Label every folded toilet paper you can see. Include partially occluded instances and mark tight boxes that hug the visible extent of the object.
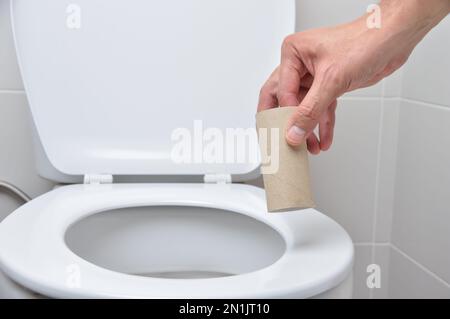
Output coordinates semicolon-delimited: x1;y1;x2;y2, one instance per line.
256;106;315;212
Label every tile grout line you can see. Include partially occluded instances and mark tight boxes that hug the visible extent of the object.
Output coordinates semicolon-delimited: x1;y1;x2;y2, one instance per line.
339;96;400;101
0;89;25;94
401;97;450;110
390;243;450;288
354;242;390;247
368;79;389;299
341;96;449;110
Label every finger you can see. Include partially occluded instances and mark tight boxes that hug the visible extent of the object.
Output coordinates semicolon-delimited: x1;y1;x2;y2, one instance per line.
297;87;308;104
300;73;313;89
277;37;306;106
318;100;337;151
296;74;314;103
257;68;280;111
306;132;321;155
286;69;344;146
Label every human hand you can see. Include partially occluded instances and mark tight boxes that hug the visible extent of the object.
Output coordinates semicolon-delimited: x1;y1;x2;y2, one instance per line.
258;0;450;154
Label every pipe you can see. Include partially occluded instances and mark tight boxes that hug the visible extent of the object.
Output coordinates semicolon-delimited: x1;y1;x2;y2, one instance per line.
0;180;31;203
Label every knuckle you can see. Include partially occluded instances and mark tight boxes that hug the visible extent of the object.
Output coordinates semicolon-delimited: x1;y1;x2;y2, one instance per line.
282;34;295;49
277;90;295;100
259;85;268;96
281;34;301;53
296;102;321;123
260;81;277;97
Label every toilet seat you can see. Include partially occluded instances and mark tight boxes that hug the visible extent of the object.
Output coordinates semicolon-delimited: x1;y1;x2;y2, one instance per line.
0;183;353;299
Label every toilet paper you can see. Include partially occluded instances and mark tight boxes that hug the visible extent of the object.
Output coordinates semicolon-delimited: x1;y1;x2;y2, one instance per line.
256;106;315;212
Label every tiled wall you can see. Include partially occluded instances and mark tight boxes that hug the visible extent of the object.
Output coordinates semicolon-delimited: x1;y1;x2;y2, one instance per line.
0;0;449;299
388;15;450;297
0;0;55;222
296;0;397;298
296;0;450;298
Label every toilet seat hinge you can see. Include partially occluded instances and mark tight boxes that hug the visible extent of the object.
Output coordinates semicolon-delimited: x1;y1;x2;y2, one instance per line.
203;173;232;184
83;174;113;184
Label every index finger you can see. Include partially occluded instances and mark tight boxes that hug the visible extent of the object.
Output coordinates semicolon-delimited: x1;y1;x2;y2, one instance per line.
257;68;280;112
278;40;306;106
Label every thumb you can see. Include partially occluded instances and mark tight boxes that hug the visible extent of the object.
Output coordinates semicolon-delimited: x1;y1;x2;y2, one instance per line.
286;73;342;146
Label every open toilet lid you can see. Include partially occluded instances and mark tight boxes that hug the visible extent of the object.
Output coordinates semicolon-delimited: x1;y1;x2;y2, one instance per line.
11;0;295;176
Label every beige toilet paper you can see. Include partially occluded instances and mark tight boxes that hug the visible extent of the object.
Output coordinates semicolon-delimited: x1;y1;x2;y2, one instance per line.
256;106;315;212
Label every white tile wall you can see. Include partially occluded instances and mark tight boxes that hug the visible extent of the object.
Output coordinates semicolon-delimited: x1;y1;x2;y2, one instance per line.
0;93;55;220
353;244;390;299
309;98;382;242
294;0;450;298
296;0;450;298
388;245;450;299
295;0;374;28
0;193;22;222
355;244;450;299
401;17;450;106
386;9;450;297
383;69;403;98
373;99;399;243
0;0;23;89
392;100;450;284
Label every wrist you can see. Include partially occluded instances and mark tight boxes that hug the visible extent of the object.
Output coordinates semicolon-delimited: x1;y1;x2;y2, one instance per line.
380;0;449;37
352;0;449;57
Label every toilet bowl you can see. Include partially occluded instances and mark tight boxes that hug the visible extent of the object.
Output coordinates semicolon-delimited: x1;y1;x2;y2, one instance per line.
0;0;354;298
0;184;353;298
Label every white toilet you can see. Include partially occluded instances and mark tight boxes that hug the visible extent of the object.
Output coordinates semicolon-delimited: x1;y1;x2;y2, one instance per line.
0;0;354;298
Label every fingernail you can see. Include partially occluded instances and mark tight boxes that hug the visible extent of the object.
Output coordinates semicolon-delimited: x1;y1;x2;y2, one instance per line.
287;125;305;144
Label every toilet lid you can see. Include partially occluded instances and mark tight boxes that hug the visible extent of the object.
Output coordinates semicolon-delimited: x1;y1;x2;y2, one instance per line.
11;0;295;176
0;184;354;298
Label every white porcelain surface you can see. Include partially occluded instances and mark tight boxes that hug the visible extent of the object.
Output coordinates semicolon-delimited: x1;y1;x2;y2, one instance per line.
401;17;450;106
11;0;295;176
392;100;450;283
383;70;403;98
0;0;23;90
0;183;354;298
65;206;287;278
309;98;381;242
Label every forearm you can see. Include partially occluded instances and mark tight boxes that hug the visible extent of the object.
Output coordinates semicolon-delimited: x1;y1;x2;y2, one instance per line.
377;0;450;45
381;0;450;23
342;0;450;68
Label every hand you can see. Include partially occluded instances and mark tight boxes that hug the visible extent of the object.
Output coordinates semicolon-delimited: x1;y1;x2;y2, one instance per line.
258;0;450;154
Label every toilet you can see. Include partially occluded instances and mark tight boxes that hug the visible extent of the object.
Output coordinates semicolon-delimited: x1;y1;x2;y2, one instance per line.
0;0;354;298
